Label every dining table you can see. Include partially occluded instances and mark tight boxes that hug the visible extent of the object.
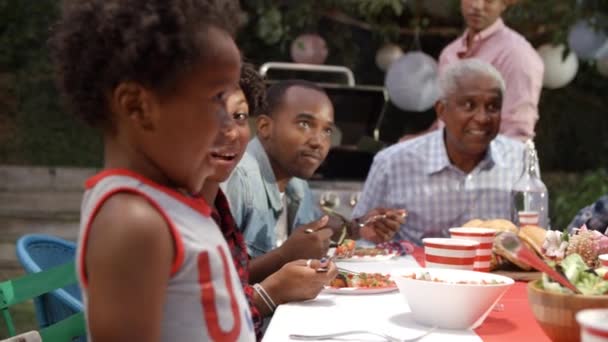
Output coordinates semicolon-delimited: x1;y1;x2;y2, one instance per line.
262;248;550;341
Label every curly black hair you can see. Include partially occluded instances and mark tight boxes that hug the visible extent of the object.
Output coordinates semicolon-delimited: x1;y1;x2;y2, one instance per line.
49;0;244;129
239;63;266;117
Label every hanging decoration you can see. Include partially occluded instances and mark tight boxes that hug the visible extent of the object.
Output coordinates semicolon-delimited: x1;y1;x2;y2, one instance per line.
290;34;329;65
537;44;579;89
385;51;440;112
375;43;404;71
567;20;607;60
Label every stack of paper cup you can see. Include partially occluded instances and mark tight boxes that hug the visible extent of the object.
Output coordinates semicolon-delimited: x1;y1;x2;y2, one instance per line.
449;227;496;272
576;309;608;342
422;238;478;270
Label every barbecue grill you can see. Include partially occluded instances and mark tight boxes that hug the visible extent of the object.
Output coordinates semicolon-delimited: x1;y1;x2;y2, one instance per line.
259;62;390;218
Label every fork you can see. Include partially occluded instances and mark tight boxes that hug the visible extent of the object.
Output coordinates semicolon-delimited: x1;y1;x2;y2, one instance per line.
289;328;435;342
337;267;360;275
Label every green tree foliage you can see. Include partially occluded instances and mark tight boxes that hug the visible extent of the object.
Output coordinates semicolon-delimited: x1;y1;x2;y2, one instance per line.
0;0;102;166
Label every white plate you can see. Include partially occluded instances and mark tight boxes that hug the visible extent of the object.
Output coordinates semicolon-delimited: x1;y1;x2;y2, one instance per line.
335;252;398;262
322;285;398;295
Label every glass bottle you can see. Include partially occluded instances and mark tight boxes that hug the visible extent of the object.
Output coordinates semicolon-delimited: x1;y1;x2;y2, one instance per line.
512;140;549;228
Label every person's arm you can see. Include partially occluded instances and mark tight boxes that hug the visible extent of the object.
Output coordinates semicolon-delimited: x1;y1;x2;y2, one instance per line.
498;49;544;141
352;154;398;242
241;284;264;337
85;193;173;342
352;153;390;221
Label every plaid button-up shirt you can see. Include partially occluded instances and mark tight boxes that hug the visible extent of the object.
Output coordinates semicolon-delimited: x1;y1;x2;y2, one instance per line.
353;130;525;245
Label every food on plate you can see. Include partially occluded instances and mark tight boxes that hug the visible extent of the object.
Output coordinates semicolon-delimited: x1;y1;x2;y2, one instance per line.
565;225;608;268
542;230;569;261
351;248;390;257
540;253;608;295
329;272;395;288
334;239;392;259
335;239;356;258
403;271;506;285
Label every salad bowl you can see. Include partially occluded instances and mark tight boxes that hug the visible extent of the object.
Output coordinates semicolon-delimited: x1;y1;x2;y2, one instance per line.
527;254;608;342
528;280;608;342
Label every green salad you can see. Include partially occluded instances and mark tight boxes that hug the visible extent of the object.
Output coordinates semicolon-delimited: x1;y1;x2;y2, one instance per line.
541;254;608;296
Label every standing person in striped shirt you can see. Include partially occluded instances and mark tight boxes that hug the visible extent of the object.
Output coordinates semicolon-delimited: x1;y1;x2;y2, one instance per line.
354;59;526;246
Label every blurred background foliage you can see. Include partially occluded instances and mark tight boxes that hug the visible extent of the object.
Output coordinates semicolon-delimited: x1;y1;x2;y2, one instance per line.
0;0;607;228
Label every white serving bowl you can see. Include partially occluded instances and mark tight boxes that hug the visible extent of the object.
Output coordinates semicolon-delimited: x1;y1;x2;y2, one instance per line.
392;268;514;329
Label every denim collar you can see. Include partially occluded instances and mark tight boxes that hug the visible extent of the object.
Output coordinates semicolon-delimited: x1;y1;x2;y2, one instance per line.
247;137;305;213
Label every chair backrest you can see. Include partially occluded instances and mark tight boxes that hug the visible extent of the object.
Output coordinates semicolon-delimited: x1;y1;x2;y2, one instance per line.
15;235;83;338
0;261;86;341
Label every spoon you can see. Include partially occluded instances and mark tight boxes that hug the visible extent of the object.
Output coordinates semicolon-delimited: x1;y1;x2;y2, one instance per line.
495;232;581;294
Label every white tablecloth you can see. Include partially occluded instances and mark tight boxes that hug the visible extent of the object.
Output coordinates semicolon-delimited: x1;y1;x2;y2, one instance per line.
262;256;482;341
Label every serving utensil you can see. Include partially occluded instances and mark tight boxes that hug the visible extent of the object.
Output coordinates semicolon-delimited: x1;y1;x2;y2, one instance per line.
495;232;581;294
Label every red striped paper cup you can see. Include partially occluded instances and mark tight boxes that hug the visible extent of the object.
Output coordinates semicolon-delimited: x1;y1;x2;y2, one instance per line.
518;211;539;226
422;238;478;270
576;309;608;342
599;254;608;269
449;227;496;272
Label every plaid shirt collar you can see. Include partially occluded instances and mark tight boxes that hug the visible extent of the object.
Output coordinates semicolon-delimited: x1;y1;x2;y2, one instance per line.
425;129;503;175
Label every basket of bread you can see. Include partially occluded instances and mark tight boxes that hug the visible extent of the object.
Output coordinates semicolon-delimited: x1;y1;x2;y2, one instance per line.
461;219;608;272
461;219;546;272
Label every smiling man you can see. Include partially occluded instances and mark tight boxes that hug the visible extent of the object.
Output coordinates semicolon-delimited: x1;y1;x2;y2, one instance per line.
438;0;543;142
354;59;526;246
224;80;405;282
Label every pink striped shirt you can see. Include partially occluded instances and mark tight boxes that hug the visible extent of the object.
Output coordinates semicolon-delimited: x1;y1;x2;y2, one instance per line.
439;19;544;141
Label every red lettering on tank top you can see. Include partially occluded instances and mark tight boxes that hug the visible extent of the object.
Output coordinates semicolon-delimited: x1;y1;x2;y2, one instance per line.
198;246;242;341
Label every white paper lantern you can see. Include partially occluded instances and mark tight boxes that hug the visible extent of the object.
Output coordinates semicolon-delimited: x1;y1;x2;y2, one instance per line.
385;52;439;112
290;34;329;65
375;43;404;71
568;20;607;60
597;58;608;77
537;44;579;89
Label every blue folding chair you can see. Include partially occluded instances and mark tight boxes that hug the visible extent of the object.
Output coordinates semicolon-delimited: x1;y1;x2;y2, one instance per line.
15;234;84;341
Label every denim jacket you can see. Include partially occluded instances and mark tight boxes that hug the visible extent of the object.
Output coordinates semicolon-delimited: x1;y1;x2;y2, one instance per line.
222;138;321;257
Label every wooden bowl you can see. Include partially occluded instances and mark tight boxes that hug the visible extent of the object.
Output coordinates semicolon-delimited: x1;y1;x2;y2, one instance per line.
527;280;608;342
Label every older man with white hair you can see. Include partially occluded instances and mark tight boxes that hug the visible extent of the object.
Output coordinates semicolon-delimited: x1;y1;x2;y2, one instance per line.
353;59;526;245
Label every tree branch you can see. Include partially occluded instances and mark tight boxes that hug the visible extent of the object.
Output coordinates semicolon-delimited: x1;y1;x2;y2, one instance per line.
322;9;462;37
